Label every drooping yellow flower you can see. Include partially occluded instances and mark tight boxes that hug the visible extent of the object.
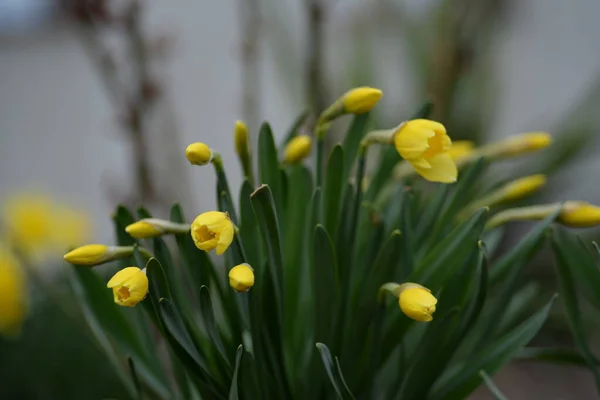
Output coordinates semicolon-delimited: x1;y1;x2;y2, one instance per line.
229;263;255;292
126;221;164;239
107;267;149;307
448;140;475;162
342;87;383;114
283;135;312;164
393;119;457;183
1;192;90;257
398;283;437;322
191;211;234;255
503;174;547;201
64;244;109;266
558;202;600;228
0;246;27;335
185;142;212;165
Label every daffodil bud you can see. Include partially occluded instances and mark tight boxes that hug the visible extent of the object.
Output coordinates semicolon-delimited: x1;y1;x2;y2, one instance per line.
125;218;190;239
107;266;149;307
503;174;547;201
191;211;234;255
465;132;551;165
318;86;383;125
393;119;457;183
229;263;255;292
63;244;134;266
558;201;600;228
185;142;213;165
0;247;26;336
486;201;600;230
341;87;383;114
397;283;437;322
234;120;250;158
283;135;312;164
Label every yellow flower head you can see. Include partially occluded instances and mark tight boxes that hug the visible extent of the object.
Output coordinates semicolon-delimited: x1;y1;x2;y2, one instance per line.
283;135;312;164
185;142;212;165
559;202;600;228
393;119;457;183
125;220;163;239
191;211;234;255
398;283;437;322
63;244;109;266
234;120;250;156
107;267;148;307
0;246;27;335
503;174;547;201
448;140;475;162
342;87;383;114
229;263;255;292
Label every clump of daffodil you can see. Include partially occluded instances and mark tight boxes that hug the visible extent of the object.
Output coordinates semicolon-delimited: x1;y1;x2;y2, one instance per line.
229;263;255;292
185;142;213;166
63;244;141;266
379;282;437;322
125;218;190;239
486;201;600;230
318;86;383;128
283;135;313;164
0;246;27;336
107;266;149;307
2;192;90;258
393;119;457;183
191;211;234;255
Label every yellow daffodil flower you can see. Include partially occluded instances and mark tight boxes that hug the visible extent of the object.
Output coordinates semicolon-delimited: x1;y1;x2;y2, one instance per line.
448;140;475;162
342;87;383;114
393;119;457;183
0;246;27;336
64;244;109;265
107;267;149;307
185;142;212;165
398;283;438;322
503;174;547;201
229;263;255;292
191;211;234;255
234;120;250;157
559;202;600;228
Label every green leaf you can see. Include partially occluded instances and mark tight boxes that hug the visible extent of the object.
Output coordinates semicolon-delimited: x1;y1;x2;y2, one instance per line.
239;180;263;269
127;357;142;400
430;295;556;400
479;370;510;400
228;345;243;400
322;145;345;239
518;347;595;366
199;286;232;371
341;113;370;184
551;228;600;392
313;225;340;344
258;123;283;212
316;343;355;400
146;257;172;303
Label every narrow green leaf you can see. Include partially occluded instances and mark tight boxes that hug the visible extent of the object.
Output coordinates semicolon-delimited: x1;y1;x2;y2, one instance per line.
552;228;600;392
431;295;556;400
313;225;340;344
146;257;172;302
258;123;283;211
479;370;510;400
127;357;142;400
341;113;370;184
316;343;355;400
199;286;232;370
239;180;263;269
518;347;594;366
228;345;243;400
322;145;345;239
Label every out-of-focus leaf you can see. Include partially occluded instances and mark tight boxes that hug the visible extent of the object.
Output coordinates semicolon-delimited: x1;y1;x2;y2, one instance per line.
258;123;283;212
316;343;355;400
479;370;509;400
518;347;594;366
313;225;340;344
228;345;243;400
199;286;231;371
322;145;345;240
341;113;370;184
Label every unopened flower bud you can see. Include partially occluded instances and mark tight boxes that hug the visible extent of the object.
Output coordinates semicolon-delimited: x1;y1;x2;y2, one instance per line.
283;135;312;164
185;142;212;165
229;263;255;292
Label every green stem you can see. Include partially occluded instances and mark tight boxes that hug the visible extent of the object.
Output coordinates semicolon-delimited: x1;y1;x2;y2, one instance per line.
316;137;325;187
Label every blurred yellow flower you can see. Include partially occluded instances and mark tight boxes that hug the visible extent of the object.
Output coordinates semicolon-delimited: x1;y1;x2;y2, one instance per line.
185;142;212;165
2;192;90;258
283;135;313;164
393;119;457;183
229;263;255;292
191;211;234;255
398;283;437;322
0;246;27;335
234;120;250;157
448;140;475;162
342;87;383;114
107;267;148;307
559;202;600;228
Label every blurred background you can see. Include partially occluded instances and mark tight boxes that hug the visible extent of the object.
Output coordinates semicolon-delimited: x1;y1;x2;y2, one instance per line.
2;0;600;398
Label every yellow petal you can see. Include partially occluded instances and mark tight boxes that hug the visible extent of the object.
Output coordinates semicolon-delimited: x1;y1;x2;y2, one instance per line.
216;222;234;255
412;152;457;183
394;126;434;161
107;266;141;288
